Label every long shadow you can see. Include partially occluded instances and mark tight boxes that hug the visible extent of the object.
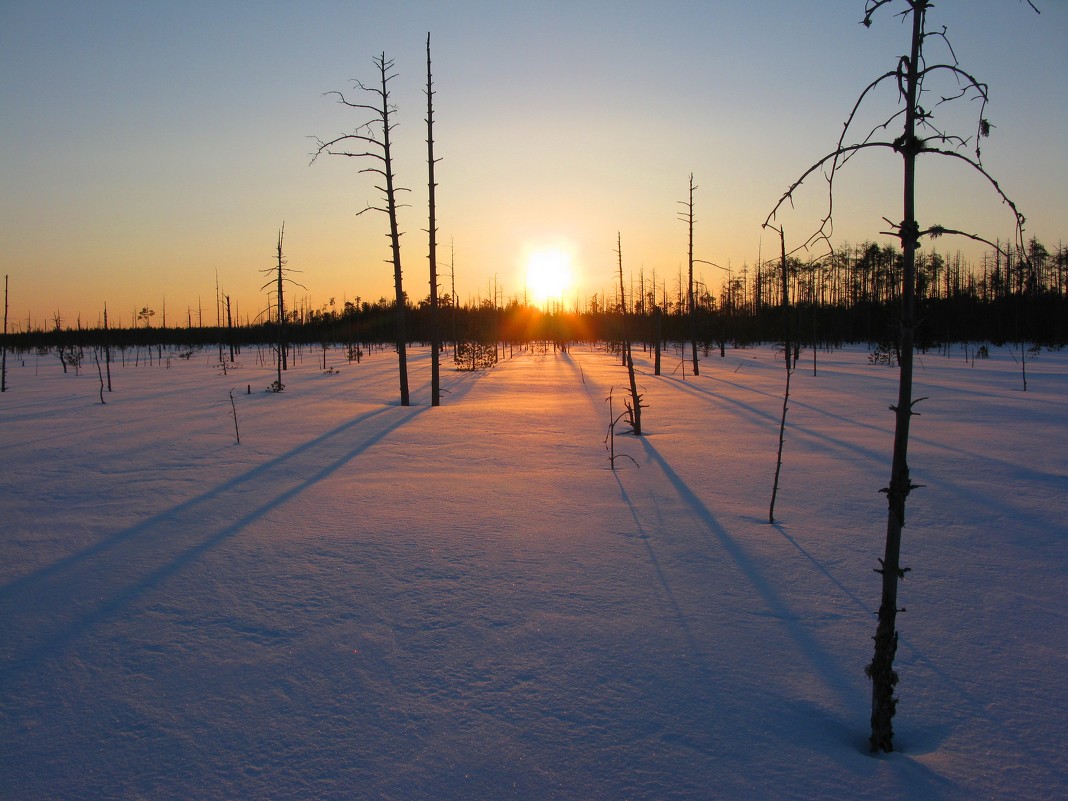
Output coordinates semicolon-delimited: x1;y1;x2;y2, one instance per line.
655;371;782;428
436;363;492;405
1;405;427;678
658;369;893;469
637;436;865;713
1;404;398;598
611;471;712;680
771;522;874;617
560;350;622;417
771;515;1066;775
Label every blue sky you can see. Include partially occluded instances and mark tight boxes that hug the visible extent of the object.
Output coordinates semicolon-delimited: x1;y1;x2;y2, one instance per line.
1;0;1064;327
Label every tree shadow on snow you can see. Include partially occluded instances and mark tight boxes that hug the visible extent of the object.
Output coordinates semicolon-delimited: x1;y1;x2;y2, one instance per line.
611;470;711;679
0;403;427;680
636;437;869;729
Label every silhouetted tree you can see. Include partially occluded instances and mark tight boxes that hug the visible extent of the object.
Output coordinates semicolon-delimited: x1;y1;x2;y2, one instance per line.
767;225;791;524
425;33;441;406
2;275;8;392
765;0;1032;753
617;233;643;435
314;52;411;406
259;222;304;391
226;295;235;363
677;174;700;376
102;303;112;392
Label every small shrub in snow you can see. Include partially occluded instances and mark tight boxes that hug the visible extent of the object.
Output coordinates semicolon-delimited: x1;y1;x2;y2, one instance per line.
604;388;639;470
454;341;495;371
867;343;898;367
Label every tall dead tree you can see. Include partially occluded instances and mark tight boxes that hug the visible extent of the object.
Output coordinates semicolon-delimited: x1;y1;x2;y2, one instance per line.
259;223;304;391
450;240;458;355
2;274;8;392
226;295;235;363
215;270;224;366
617;233;643;436
767;225;791;524
314;52;411;406
425;33;441;406
765;0;1031;753
677;174;700;376
102;302;112;392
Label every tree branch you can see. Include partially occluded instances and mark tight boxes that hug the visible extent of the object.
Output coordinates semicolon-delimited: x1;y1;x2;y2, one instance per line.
764;141;895;228
878;219;1016;257
322;89;382;114
920;146;1027;240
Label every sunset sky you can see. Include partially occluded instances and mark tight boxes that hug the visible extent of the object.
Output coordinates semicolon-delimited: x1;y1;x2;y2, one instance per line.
2;0;1065;329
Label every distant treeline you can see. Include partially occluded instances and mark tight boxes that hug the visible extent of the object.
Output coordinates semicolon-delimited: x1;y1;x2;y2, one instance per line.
4;239;1066;353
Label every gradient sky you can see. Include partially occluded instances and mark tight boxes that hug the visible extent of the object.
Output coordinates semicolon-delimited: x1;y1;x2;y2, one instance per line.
2;0;1065;329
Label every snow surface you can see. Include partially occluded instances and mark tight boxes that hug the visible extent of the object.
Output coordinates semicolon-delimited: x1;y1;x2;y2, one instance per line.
2;341;1066;801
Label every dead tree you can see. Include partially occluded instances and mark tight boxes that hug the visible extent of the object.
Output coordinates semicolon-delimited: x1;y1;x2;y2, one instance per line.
604;388;640;470
226;295;235;363
425;33;441;406
102;303;112;392
314;52;411;406
617;233;644;435
765;0;1031;753
259;223;304;391
677;174;700;376
653;303;662;376
228;388;241;444
94;350;106;404
2;274;8;392
767;225;791;524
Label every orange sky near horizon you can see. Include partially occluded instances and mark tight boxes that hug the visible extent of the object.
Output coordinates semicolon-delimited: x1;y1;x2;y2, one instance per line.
1;1;1065;330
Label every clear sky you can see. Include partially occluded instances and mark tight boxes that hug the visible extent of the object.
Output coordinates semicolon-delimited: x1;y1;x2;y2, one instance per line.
1;0;1064;328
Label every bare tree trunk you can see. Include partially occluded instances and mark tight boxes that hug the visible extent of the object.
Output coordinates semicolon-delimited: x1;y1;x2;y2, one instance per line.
103;303;112;392
277;224;287;383
374;58;410;406
679;174;700;376
216;270;224;366
654;305;662;376
867;2;925;753
426;33;440;407
226;295;235;363
450;242;458;357
314;53;408;405
769;227;791;524
2;274;8;392
95;350;106;404
258;223;303;389
617;233;642;436
765;0;1028;751
229;389;241;444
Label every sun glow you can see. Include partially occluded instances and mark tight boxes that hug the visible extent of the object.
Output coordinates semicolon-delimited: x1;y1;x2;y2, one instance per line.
525;248;573;306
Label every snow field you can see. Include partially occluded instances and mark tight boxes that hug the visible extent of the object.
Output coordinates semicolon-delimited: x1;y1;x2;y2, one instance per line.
1;341;1066;800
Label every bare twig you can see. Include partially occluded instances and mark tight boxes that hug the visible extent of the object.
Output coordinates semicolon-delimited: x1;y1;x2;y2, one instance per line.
228;389;241;444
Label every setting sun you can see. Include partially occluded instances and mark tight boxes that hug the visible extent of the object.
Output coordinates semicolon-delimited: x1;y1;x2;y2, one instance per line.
525;248;573;306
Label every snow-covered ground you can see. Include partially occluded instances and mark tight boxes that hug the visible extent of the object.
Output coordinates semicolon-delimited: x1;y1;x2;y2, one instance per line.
2;341;1066;801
